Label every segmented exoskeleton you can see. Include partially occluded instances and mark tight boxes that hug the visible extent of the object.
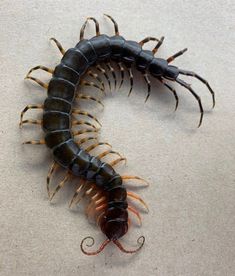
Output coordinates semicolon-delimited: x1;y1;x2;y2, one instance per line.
20;15;215;255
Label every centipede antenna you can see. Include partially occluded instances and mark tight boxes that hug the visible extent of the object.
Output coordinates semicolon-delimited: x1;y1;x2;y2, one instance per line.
113;236;145;254
80;236;110;256
176;78;204;128
179;69;215;108
104;14;119;35
167;48;188;63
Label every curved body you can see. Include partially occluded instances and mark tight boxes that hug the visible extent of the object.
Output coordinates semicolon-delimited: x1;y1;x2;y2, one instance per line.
42;35;179;241
21;15;215;255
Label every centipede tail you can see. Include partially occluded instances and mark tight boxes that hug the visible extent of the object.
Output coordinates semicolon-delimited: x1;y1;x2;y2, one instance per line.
21;14;215;256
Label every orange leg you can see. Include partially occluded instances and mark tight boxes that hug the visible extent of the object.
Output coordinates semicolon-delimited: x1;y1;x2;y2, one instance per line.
72;129;98;138
46;161;59;197
80;80;105;95
19;104;43;127
50;173;70;201
127;191;149;212
85;142;112;153
72;109;102;127
25;76;48;89
128;205;142;226
122;175;149;186
109;157;127;167
69;180;86;208
76;94;104;108
87;70;105;92
95;203;107;212
50;37;66;55
71;119;99;131
22;139;45;145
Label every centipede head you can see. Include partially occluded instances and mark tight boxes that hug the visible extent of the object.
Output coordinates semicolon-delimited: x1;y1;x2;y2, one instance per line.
80;236;145;256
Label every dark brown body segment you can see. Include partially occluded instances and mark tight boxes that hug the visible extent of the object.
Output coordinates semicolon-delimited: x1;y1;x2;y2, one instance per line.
42;35;173;240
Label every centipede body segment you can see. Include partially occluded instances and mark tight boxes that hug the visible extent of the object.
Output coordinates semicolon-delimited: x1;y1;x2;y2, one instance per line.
20;15;215;255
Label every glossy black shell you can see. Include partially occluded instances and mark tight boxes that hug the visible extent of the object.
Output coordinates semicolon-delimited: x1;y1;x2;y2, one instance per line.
42;34;179;240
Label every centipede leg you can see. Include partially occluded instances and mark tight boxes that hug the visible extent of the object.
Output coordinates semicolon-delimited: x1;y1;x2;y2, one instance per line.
104;14;119;35
143;73;151;102
75;137;98;147
72;120;99;131
167;48;188;63
26;66;54;76
127;191;149;212
139;36;160;46
96;64;111;90
152;36;165;54
20;119;42;127
127;66;133;97
47;161;59;197
69;180;86;208
109;157;127;167
122;175;149;186
157;77;179;111
87;70;105;92
19;104;43;127
106;62;117;90
50;37;65;55
80;80;105;95
85;142;112;152
176;78;204;127
117;62;125;89
128;205;142;226
50;173;70;201
80;17;100;40
75;94;104;108
96;150;122;160
25;76;48;89
179;69;215;108
72;110;102;127
72;129;98;138
22;139;45;145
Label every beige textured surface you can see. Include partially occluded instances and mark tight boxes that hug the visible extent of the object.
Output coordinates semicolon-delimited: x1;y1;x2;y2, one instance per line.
0;1;234;275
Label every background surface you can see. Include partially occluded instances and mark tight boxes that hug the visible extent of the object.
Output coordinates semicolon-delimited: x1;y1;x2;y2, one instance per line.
0;1;234;275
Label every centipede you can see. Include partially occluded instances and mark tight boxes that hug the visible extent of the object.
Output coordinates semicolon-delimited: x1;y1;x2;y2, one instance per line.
20;15;215;256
